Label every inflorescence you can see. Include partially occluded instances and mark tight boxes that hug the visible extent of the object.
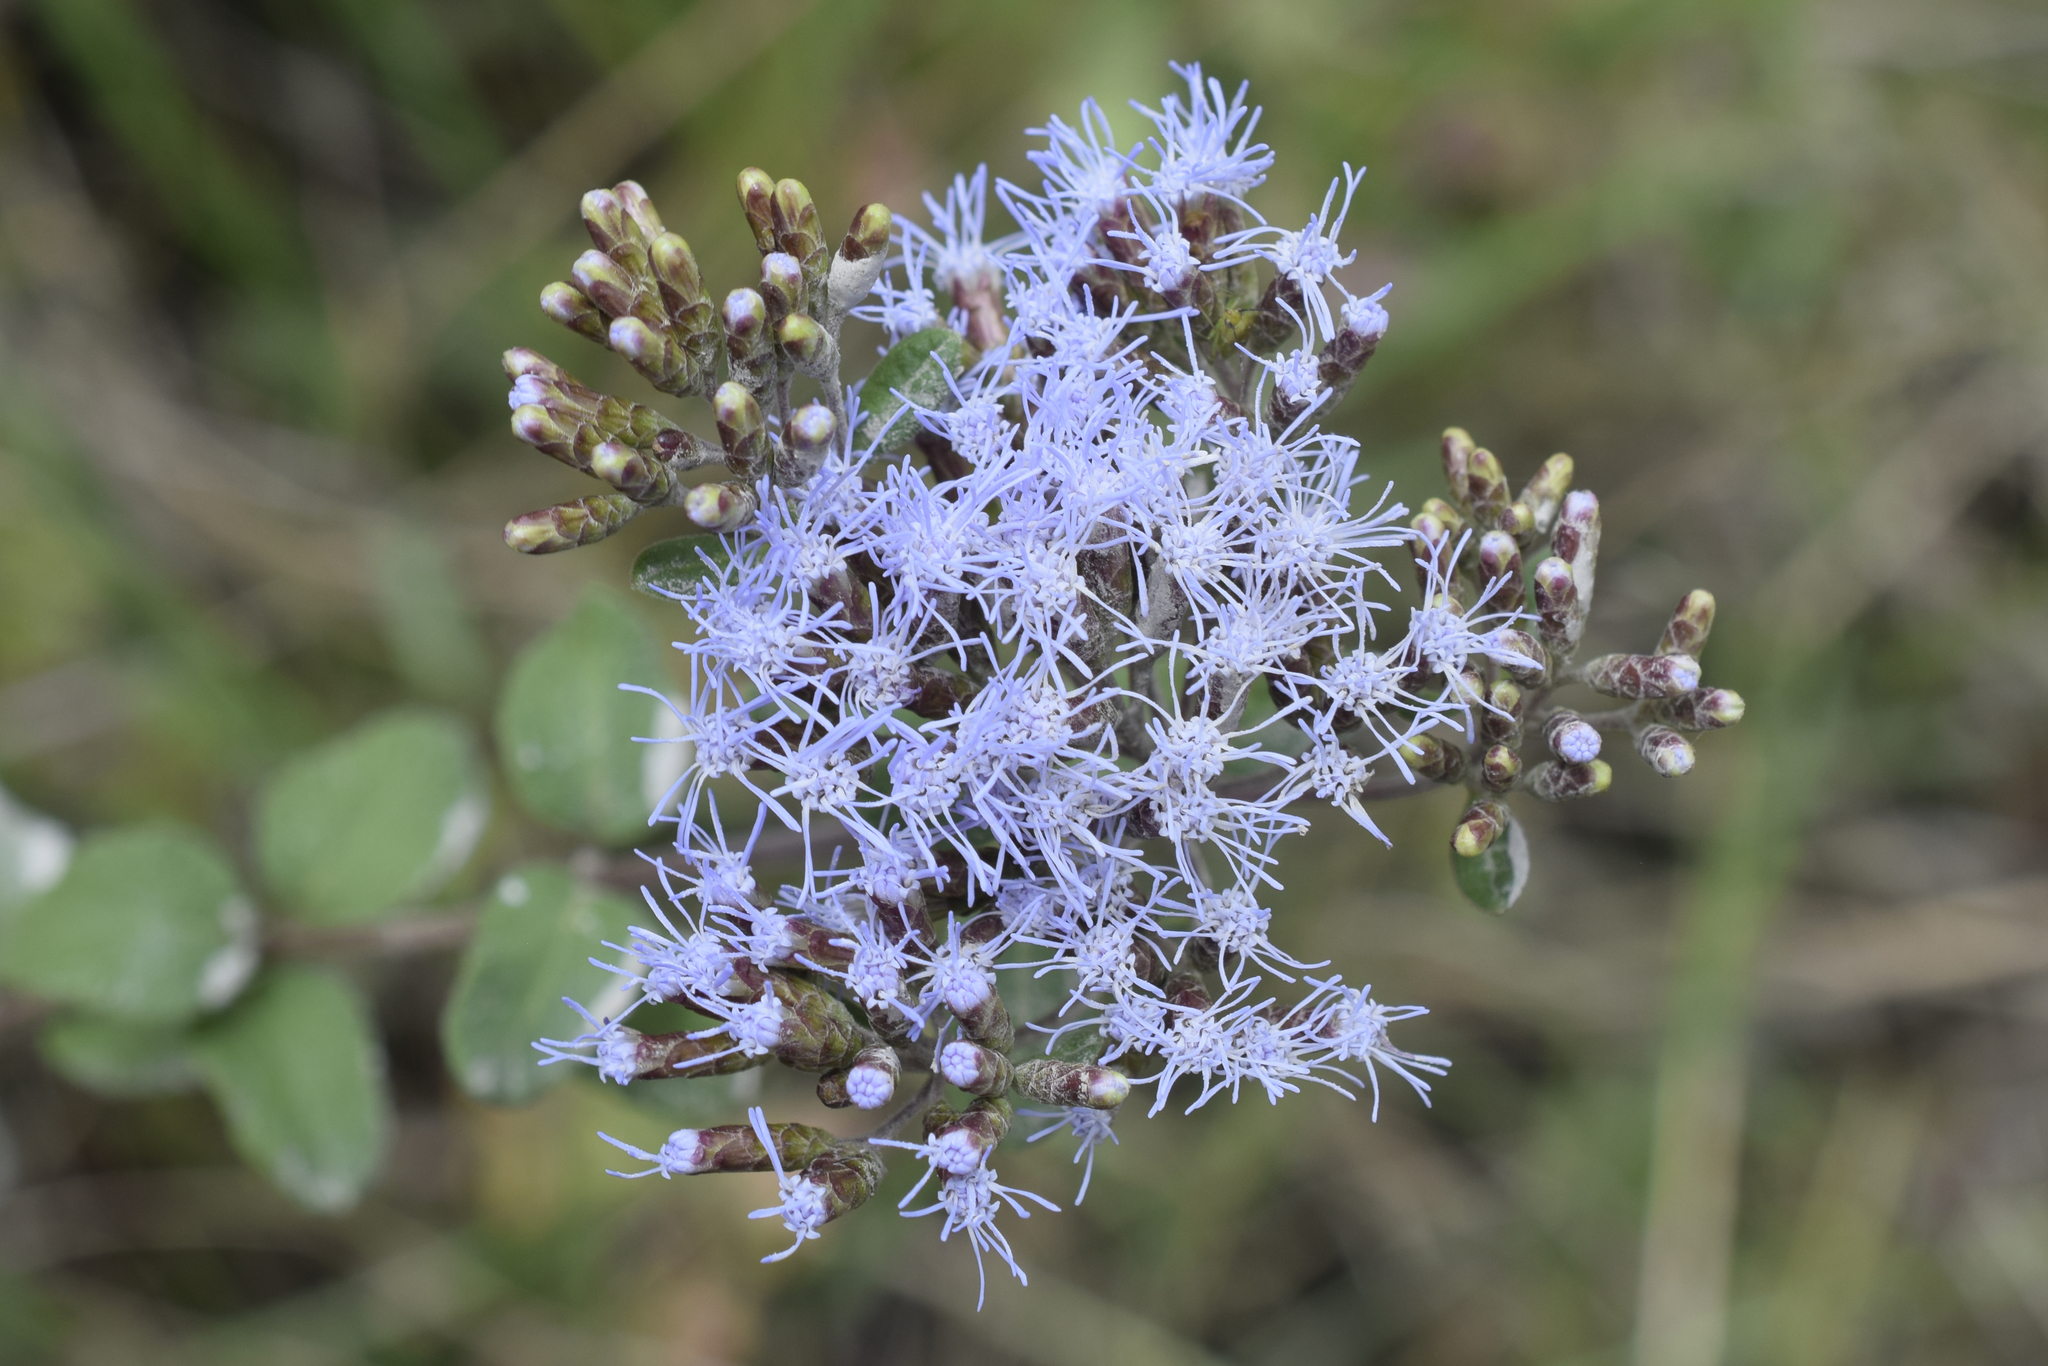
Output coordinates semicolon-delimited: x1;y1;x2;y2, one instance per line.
499;64;1745;1303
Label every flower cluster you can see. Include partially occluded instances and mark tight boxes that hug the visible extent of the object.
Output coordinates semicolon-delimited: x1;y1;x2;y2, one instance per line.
501;64;1742;1300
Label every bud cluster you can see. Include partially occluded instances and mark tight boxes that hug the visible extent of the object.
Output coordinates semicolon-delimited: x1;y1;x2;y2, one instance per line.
505;64;1739;1300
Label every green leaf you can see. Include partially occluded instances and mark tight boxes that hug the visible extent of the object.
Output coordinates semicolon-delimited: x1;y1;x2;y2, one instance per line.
255;707;489;924
39;1012;201;1098
441;863;642;1104
496;586;677;844
0;824;257;1022
852;327;975;454
631;536;730;599
0;782;72;915
190;966;390;1212
1452;812;1531;913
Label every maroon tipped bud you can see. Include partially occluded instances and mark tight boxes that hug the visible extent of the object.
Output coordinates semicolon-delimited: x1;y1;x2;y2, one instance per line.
589;440;674;504
504;493;640;553
1637;725;1696;776
712;381;769;481
1452;798;1511;857
1477;530;1524;615
1531;556;1580;652
1441;428;1475;506
1481;743;1522;792
540;282;606;343
1658;589;1716;658
736;167;777;253
1662;687;1745;730
1013;1058;1130;1109
1399;732;1467;783
1526;759;1613;801
840;202;892;261
1489;629;1549;686
1518;453;1574;540
683;481;758;533
760;251;805;321
1583;652;1701;699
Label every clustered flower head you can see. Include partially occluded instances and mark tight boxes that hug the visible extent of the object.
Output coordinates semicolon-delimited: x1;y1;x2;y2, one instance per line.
500;64;1744;1302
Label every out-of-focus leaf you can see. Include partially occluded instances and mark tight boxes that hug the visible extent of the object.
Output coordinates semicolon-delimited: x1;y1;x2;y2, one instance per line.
255;708;488;924
0;784;72;914
852;327;975;454
616;1068;764;1128
495;587;673;844
631;536;730;599
441;863;642;1104
365;518;491;706
0;825;257;1021
1452;813;1530;913
38;1012;201;1098
191;966;389;1213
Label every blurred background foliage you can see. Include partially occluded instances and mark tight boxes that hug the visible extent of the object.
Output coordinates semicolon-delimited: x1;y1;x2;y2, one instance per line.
0;0;2045;1361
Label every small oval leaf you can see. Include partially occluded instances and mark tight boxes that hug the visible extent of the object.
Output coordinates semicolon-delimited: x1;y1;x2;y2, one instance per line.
39;1012;202;1098
256;708;489;924
0;782;72;914
1452;811;1530;913
495;587;671;844
0;825;256;1022
190;966;391;1213
441;863;641;1104
631;536;730;599
852;326;975;454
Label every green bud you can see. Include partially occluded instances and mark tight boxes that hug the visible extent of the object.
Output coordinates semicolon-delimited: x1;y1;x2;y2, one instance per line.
658;1121;838;1174
1398;732;1467;783
778;312;836;378
607;315;681;389
1531;556;1580;653
1498;500;1535;540
1481;676;1524;746
1013;1058;1130;1110
770;177;828;305
540;282;606;344
571;248;639;320
1441;428;1475;506
1452;798;1511;857
1466;445;1510;526
1477;530;1524;615
684;480;758;534
777;402;836;486
1518;452;1574;540
504;493;640;553
1552;490;1601;617
760;251;805;324
580;186;645;274
1526;759;1613;802
799;1142;887;1227
712;382;770;481
510;404;582;470
1657;589;1716;658
1662;687;1745;730
1481;743;1522;793
765;971;876;1072
613;179;664;244
590;440;676;504
1491;629;1549;686
736;166;778;253
1419;496;1465;538
723;289;772;388
840;202;893;261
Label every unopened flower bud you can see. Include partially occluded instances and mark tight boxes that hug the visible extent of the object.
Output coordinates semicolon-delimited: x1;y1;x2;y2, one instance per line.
1398;732;1467;783
1543;709;1602;763
1531;556;1580;652
1441;427;1475;506
927;1095;1012;1173
540;281;606;344
1481;743;1522;792
1583;652;1700;699
1497;500;1535;540
613;179;664;244
1481;676;1524;745
1452;798;1511;857
1662;687;1745;730
589;1026;768;1083
1637;725;1695;776
843;1044;900;1110
1012;1058;1130;1110
723;288;772;380
590;439;676;504
1518;452;1574;540
778;312;837;377
648;232;707;315
778;402;836;485
608;314;681;387
760;251;805;322
1419;496;1465;538
1526;759;1613;801
1164;969;1211;1011
1553;490;1601;611
504;493;640;553
571;248;640;320
713;381;770;480
826;203;893;323
1658;589;1716;658
684;481;758;534
939;1039;1014;1097
1478;530;1524;615
771;177;827;303
637;1120;837;1174
510;403;583;470
765;972;876;1072
840;202;893;261
1466;446;1510;525
798;1142;887;1223
580;186;642;267
736;166;778;253
1488;629;1549;685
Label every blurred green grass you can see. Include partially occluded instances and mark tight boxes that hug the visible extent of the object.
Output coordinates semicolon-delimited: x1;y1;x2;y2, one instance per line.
3;0;2047;1362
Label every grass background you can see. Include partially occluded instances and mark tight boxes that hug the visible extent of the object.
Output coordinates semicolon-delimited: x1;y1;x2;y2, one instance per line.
2;0;2046;1361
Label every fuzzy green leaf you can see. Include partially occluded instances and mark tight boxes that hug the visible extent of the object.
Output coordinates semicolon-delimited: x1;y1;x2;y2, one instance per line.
191;966;390;1212
1452;812;1530;913
0;824;256;1022
256;707;489;924
39;1011;202;1097
631;536;730;598
495;587;677;844
441;863;642;1104
852;326;975;454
